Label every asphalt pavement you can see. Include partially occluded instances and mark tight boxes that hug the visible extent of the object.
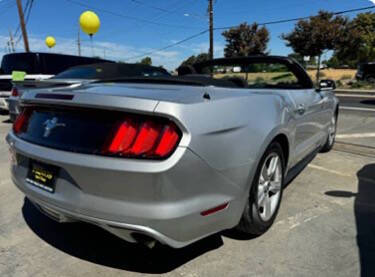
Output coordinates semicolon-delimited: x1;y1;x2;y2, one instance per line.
336;93;375;149
1;106;375;277
337;93;375;112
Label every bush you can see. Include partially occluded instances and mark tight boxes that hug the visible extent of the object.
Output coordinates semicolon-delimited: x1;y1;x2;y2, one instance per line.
255;77;265;83
350;81;373;89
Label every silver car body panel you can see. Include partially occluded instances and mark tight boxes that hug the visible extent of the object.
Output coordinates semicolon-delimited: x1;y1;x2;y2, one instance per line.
7;78;338;248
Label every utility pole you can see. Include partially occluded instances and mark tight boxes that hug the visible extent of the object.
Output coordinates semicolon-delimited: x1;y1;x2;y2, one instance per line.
208;0;214;60
16;0;30;52
77;28;81;56
8;29;15;52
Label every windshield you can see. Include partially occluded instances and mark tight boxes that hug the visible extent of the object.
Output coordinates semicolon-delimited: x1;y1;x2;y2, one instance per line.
209;63;301;89
190;58;313;89
0;53;39;75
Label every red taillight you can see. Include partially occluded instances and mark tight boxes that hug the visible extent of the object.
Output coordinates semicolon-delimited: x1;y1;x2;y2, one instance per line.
13;108;32;134
128;122;161;155
104;117;181;159
155;125;180;157
108;120;138;153
11;87;19;97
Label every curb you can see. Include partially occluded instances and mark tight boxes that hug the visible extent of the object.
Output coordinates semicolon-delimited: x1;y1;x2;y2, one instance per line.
335;89;375;96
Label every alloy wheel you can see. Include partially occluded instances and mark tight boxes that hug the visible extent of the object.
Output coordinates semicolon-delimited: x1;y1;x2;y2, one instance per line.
257;153;282;221
328;115;336;146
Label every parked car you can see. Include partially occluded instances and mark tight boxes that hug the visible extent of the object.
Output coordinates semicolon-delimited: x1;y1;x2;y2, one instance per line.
7;56;339;248
0;52;112;113
8;62;170;121
356;62;375;82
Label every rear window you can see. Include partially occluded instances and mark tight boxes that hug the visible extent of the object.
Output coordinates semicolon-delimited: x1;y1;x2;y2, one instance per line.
1;53;39;74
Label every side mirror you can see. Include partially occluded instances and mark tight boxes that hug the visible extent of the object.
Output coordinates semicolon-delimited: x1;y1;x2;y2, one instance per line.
318;79;336;91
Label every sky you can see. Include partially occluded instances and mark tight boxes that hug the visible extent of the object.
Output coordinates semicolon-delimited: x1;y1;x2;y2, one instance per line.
0;0;374;70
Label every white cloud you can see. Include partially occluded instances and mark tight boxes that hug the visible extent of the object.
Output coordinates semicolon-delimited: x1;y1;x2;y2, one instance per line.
0;35;187;70
370;0;375;4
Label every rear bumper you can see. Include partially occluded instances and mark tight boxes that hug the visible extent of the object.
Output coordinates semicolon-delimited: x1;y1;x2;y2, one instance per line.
26;195;207;248
7;132;246;248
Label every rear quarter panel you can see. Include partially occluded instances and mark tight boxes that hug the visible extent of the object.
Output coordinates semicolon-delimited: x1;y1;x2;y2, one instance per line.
155;87;293;193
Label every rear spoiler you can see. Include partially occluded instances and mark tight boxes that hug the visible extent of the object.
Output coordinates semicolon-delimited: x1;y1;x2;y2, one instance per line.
12;79;84;89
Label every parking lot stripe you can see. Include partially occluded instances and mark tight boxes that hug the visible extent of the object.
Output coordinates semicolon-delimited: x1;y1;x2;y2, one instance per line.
336;133;375;139
308;164;352;177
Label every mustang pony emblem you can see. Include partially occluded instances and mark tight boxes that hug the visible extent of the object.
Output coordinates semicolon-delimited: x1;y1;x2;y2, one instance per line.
43;117;66;138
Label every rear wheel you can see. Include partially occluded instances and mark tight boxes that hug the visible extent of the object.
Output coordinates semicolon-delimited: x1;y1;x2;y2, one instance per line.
366;75;375;83
236;142;284;235
321;112;337;153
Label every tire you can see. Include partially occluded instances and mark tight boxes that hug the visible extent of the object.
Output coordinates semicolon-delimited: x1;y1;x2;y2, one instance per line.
366;75;375;83
320;111;338;153
236;142;284;235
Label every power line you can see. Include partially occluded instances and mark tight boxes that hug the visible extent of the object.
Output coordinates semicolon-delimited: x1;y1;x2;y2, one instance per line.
130;0;207;21
0;1;16;17
123;29;209;61
16;0;30;52
14;0;30;37
15;0;33;46
214;6;375;30
123;5;375;61
64;0;202;30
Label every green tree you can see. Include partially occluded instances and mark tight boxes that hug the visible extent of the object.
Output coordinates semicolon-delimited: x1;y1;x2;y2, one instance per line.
282;11;347;82
222;23;270;57
139;56;152;66
334;12;375;68
179;53;210;68
287;53;304;65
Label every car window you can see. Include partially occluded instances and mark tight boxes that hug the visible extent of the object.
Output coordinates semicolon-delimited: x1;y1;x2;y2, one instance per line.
52;67;99;79
0;53;39;74
41;54;111;75
211;62;302;89
42;54;80;75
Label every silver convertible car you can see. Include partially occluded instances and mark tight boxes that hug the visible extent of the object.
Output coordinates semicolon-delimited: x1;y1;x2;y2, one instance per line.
7;56;339;248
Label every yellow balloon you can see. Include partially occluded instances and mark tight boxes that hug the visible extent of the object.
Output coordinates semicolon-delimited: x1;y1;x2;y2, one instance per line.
79;11;100;36
45;36;56;48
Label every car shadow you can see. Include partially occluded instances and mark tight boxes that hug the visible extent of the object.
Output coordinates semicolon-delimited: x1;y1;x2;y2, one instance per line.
22;197;224;274
325;164;375;277
360;100;375;106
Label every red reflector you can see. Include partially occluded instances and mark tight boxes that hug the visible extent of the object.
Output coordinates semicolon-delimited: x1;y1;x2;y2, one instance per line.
107;121;137;153
11;87;19;97
154;125;180;157
129;121;160;155
13;108;32;134
200;203;229;216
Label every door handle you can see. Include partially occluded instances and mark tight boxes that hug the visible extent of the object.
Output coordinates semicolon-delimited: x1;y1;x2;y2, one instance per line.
295;104;306;115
